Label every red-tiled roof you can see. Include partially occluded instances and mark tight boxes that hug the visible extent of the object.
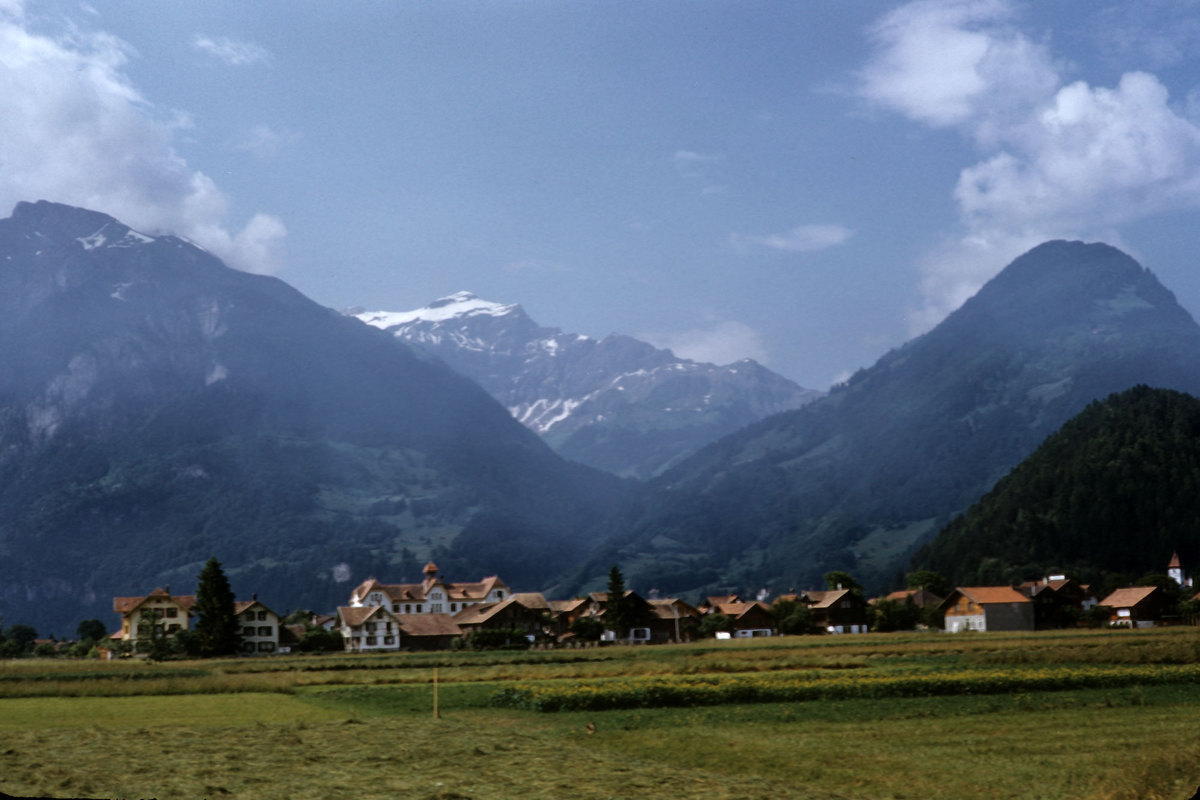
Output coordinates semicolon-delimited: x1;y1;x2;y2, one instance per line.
112;588;197;614
953;586;1030;605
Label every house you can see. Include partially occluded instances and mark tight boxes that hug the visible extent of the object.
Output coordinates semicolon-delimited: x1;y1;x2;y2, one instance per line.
1016;575;1095;629
112;586;196;649
235;597;282;655
395;614;462;651
647;597;700;643
878;587;944;610
349;562;509;616
337;605;403;652
1098;586;1168;628
940;586;1034;632
708;600;776;637
803;589;870;634
454;593;551;643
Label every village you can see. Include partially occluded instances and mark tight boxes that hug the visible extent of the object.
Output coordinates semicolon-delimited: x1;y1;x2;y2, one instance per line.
23;551;1180;660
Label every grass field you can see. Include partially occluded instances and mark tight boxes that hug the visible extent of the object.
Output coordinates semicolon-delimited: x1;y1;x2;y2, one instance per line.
2;628;1199;799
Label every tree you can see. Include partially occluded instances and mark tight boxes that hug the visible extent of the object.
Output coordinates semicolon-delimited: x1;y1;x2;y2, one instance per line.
76;618;107;644
771;599;813;635
906;570;953;599
569;615;604;642
870;598;921;632
3;624;37;656
194;557;241;657
698;613;731;638
604;564;637;638
823;571;863;595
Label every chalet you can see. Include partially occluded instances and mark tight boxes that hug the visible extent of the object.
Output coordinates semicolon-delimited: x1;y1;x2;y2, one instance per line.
708;600;775;637
395;614;462;651
1097;586;1168;628
877;587;944;610
576;590;655;642
112;587;196;648
940;586;1034;632
803;589;869;634
454;593;552;642
648;597;700;643
1016;575;1095;629
235;597;282;655
337;605;402;652
349;562;509;616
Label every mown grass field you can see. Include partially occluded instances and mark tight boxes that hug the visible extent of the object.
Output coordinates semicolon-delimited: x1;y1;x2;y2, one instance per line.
2;628;1199;799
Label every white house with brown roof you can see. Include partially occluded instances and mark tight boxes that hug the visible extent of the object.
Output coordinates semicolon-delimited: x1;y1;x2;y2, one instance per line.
235;597;282;655
349;562;509;616
112;587;196;648
940;586;1034;632
337;605;403;652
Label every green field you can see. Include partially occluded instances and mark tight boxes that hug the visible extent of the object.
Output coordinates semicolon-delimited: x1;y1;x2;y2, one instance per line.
2;629;1199;799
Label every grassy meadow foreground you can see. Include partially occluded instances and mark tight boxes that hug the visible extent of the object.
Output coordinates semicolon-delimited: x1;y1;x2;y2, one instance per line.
2;629;1200;799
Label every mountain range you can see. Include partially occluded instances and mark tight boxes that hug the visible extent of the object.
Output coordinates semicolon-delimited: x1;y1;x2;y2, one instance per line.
3;201;1198;634
351;293;820;479
565;240;1200;598
0;201;627;634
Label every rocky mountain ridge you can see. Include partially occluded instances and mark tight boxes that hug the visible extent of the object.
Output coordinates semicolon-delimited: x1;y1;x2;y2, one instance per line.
353;292;820;478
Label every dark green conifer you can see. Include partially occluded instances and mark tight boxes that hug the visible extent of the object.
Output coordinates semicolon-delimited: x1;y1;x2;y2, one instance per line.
194;557;240;657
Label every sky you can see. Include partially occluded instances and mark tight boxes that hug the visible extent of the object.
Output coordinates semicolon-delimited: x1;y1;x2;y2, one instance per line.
3;1;1200;389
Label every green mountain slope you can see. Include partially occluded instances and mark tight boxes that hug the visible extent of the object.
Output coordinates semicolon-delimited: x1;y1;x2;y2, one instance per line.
913;385;1200;584
570;241;1200;597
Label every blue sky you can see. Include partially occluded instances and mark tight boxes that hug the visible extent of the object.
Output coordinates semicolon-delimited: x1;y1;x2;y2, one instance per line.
3;1;1200;388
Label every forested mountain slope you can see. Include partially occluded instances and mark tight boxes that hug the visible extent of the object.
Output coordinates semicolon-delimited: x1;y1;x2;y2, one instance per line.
913;385;1200;585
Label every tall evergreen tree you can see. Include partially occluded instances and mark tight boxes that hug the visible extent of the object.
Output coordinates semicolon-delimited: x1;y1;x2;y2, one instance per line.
604;564;635;638
194;557;240;657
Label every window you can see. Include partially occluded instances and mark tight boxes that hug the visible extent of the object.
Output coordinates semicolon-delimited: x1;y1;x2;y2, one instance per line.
430;591;443;600
165;608;178;618
258;611;268;621
415;605;423;613
244;626;256;636
393;604;400;612
366;622;377;633
365;636;377;646
450;603;457;612
384;636;395;645
405;604;411;614
258;642;275;652
258;626;272;637
430;603;443;613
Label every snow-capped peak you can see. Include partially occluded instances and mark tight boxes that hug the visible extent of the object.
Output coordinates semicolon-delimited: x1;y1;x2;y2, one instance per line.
355;292;518;330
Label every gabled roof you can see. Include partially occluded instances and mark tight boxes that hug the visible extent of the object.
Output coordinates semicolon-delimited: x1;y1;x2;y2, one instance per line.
803;588;862;609
712;601;771;621
878;587;944;608
549;597;588;614
946;586;1030;606
234;599;278;618
336;605;397;627
397;614;462;637
113;587;197;615
1098;586;1160;609
649;598;699;619
351;574;508;605
1169;552;1182;568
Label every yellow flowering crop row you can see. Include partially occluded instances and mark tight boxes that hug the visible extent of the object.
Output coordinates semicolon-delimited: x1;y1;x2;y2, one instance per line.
488;663;1200;712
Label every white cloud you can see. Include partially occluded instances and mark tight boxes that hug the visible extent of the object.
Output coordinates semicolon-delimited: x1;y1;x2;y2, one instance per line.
0;8;285;273
640;320;769;366
860;0;1200;334
193;35;271;67
731;224;853;253
231;124;296;160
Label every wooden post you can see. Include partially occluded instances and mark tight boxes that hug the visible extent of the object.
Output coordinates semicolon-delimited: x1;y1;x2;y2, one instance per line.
433;667;440;719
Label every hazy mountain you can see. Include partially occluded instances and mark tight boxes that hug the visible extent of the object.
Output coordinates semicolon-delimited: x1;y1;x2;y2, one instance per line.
570;241;1200;598
352;292;820;479
0;201;628;634
914;385;1200;586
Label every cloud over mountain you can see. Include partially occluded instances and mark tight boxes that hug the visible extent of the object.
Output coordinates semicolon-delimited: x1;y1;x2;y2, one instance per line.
860;0;1200;332
0;2;285;274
